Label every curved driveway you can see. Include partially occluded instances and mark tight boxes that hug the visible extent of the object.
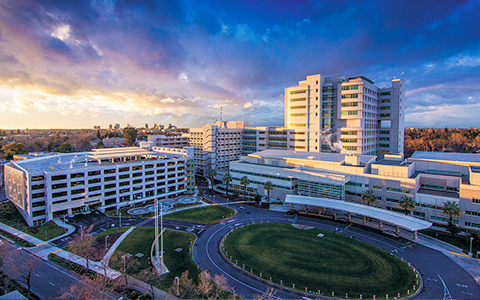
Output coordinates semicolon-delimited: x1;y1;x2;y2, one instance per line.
194;180;480;299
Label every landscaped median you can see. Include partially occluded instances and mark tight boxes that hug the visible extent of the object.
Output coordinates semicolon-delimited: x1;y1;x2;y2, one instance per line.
222;222;420;299
164;205;236;224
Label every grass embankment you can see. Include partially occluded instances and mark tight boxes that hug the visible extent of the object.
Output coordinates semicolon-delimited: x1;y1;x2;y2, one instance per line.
0;201;66;241
223;223;417;298
164;205;236;224
66;226;130;260
112;227;198;290
421;229;479;257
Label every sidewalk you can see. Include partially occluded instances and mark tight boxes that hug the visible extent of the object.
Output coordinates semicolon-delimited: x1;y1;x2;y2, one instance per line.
50;218;76;242
101;226;135;264
0;221;121;280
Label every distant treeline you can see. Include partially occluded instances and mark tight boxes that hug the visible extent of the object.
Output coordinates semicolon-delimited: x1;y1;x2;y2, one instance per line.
404;128;480;157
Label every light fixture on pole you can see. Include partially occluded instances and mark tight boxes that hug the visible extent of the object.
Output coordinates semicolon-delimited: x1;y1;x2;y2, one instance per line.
470;237;474;257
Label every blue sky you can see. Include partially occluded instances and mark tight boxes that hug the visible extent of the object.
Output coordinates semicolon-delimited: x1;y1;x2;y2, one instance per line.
0;0;479;129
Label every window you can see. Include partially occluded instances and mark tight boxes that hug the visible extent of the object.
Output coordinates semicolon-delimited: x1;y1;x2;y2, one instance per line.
104;169;116;174
290;113;306;117
380;91;391;96
31;184;44;190
341;111;358;116
289;124;306;127
52;191;67;198
386;187;410;194
380;113;391;117
88;186;101;192
290;106;306;110
341;85;358;91
290;98;306;102
32;201;46;207
71;189;84;195
52;183;67;189
379;130;390;134
290;90;306;95
32;192;45;199
119;174;130;179
119;167;129;172
345;146;357;151
88;170;101;176
379;137;390;141
341;94;358;99
51;175;67;181
70;173;84;179
473;198;480;204
341;131;357;136
341;102;358;107
380;99;391;103
88;178;101;184
104;176;116;182
31;175;45;182
380;106;390;110
373;185;382;190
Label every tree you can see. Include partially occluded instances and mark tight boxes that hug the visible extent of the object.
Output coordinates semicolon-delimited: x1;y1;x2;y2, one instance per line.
109;251;140;286
442;201;461;223
1;142;27;160
254;193;262;207
167;271;197;299
361;189;377;206
207;169;217;187
56;142;73;153
69;225;96;273
123;127;138;146
399;196;416;216
196;270;214;298
222;172;232;196
13;252;39;296
240;176;251;200
263;181;274;203
138;268;162;298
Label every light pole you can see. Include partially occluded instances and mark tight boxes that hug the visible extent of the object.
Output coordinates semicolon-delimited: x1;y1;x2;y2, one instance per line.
105;235;109;251
470;237;474;257
80;225;83;240
175;276;179;296
119;212;122;227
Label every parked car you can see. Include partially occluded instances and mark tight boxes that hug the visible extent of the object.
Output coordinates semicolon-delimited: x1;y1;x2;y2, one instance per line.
287;209;298;215
382;230;400;239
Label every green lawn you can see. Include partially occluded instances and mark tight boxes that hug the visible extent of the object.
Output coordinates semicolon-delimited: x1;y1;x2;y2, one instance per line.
223;223;417;298
111;227;198;289
164;205;236;224
0;201;66;241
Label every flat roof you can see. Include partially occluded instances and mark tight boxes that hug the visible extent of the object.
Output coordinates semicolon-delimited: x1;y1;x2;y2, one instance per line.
410;151;480;164
373;159;412;166
285;195;432;232
250;149;376;165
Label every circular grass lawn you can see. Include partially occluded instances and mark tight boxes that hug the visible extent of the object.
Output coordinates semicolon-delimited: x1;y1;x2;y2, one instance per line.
222;223;418;298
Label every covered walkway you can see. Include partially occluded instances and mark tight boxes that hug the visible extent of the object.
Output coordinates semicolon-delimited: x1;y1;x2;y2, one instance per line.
285;195;432;238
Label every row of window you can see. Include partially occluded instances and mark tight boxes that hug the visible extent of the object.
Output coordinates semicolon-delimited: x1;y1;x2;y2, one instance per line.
341;85;358;91
341;94;359;99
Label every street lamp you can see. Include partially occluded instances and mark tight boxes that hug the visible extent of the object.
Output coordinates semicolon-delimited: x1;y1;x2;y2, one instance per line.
119;212;122;227
470;237;474;257
105;235;109;251
175;276;179;296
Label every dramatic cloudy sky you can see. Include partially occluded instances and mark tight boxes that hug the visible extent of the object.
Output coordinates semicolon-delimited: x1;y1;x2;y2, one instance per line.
0;0;479;129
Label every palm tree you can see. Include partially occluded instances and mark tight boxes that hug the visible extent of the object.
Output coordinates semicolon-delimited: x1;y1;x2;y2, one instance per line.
263;181;274;203
442;201;461;223
361;189;377;206
399;196;416;216
240;176;251;200
207;169;217;188
222;172;232;196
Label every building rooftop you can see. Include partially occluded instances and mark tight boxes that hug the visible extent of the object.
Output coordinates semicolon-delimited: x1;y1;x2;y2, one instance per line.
417;188;460;199
373;159;412;166
249;149;376;165
8;147;185;174
410;151;480;165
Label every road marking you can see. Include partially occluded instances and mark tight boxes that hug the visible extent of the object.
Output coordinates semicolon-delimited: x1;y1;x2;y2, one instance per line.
36;242;47;246
203;224;282;299
49;282;55;286
438;274;452;300
51;249;62;254
448;251;469;257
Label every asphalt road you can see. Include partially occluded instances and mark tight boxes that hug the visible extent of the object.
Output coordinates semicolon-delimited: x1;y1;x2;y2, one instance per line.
2;240;119;299
193;176;480;300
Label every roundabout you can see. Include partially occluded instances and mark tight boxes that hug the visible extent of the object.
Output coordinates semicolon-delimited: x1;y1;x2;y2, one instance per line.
222;222;418;298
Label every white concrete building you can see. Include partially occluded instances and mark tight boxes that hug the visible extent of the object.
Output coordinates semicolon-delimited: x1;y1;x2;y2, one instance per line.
4;147;193;226
284;74;405;155
189;121;246;174
147;134;190;148
229;150;480;229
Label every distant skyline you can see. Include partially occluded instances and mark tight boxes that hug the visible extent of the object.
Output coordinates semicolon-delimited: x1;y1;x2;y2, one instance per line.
0;0;479;129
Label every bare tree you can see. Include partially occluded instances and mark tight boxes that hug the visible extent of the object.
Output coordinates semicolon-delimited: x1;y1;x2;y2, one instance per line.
167;271;197;299
212;273;229;300
13;253;39;296
254;287;277;300
138;268;161;298
197;270;214;298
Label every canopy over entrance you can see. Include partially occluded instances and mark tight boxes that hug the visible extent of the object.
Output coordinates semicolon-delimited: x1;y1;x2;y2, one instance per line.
285;195;432;234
